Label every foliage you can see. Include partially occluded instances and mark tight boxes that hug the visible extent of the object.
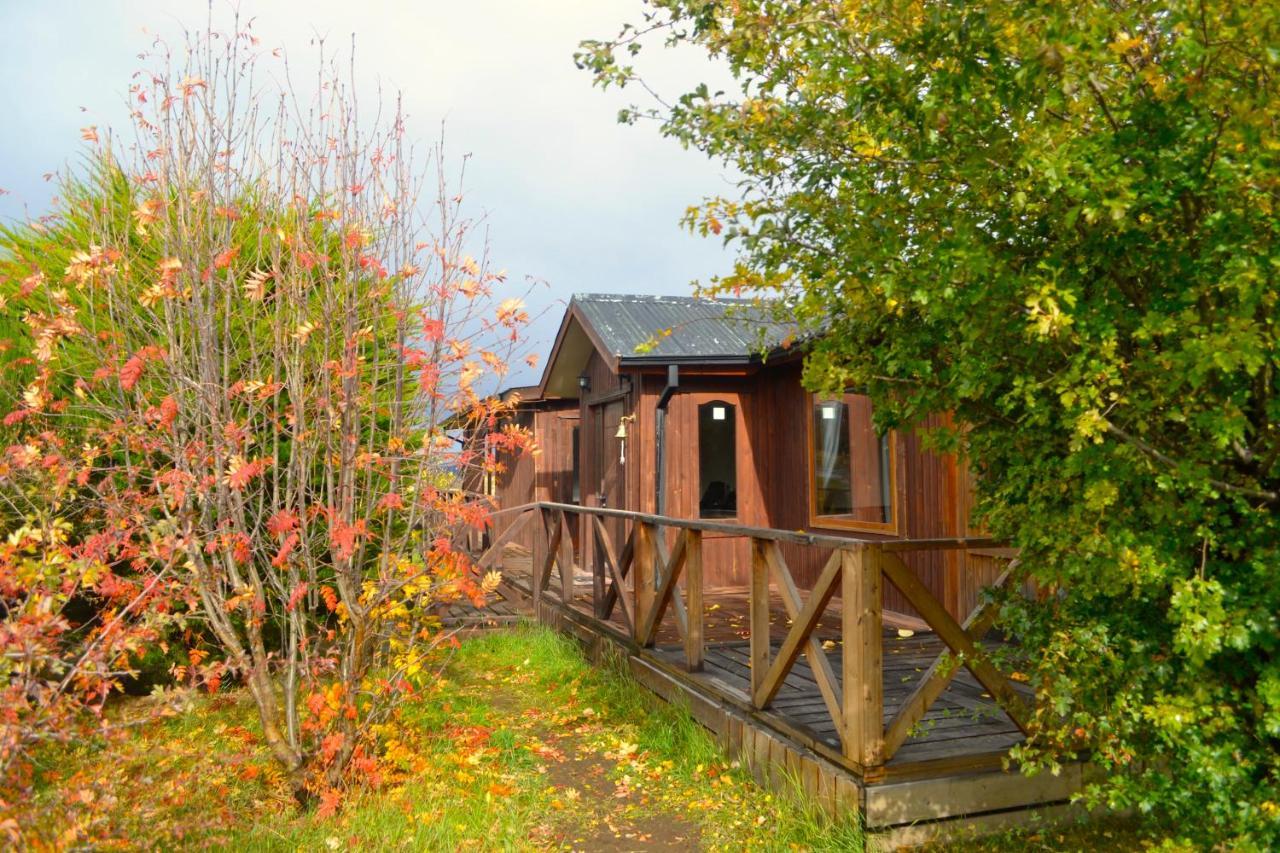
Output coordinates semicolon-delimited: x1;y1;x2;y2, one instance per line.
0;20;532;808
580;0;1280;845
8;626;865;850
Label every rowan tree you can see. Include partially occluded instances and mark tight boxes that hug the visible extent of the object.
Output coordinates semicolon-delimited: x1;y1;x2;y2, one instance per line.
0;20;531;809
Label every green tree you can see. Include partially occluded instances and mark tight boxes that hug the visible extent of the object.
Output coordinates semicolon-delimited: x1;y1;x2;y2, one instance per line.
581;1;1280;844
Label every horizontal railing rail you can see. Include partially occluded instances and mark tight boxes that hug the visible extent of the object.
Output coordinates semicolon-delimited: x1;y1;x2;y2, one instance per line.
487;500;1000;552
468;500;1025;777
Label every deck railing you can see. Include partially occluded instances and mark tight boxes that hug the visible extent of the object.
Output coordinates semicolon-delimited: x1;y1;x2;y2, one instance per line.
471;501;1028;777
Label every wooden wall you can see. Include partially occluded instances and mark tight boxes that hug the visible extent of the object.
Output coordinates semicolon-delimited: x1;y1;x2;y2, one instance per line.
487;348;987;622
490;401;579;553
744;361;967;620
579;350;633;554
632;375;768;587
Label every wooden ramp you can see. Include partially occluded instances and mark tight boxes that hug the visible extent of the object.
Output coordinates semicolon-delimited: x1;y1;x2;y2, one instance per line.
478;503;1088;847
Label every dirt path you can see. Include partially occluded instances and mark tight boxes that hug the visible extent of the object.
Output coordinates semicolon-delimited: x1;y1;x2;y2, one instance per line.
487;691;701;851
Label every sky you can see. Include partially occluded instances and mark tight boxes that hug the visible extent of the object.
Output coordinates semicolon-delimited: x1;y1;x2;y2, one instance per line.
0;1;737;383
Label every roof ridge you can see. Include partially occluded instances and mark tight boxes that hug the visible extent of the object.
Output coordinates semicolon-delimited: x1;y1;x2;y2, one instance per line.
570;292;773;305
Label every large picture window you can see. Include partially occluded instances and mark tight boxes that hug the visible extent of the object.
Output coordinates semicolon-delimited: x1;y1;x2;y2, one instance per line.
698;400;737;518
810;395;895;529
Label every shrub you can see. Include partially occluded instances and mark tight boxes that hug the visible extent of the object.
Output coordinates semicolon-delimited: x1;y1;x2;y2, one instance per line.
0;19;531;807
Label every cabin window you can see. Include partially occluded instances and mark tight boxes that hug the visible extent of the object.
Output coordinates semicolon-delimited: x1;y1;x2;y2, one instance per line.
698;401;737;518
811;395;895;529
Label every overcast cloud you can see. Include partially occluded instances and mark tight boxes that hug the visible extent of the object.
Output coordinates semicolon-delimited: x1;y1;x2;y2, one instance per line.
0;1;736;382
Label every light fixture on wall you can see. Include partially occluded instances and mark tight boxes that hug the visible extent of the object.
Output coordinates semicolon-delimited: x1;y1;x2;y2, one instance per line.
577;373;590;393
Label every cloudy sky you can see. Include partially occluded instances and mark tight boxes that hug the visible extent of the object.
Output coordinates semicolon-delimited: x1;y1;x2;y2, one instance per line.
0;1;736;380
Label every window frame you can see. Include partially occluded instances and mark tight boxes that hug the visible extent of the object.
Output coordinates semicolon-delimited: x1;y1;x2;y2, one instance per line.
805;392;901;535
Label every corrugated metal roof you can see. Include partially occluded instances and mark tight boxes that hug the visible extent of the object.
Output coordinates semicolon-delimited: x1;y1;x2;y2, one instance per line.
572;293;793;363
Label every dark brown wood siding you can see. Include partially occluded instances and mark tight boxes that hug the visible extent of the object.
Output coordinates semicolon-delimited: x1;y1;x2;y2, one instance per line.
640;377;767;587
743;362;970;621
485;341;988;622
490;400;579;552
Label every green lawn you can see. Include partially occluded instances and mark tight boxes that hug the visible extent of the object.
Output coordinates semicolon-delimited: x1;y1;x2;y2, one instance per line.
18;626;860;850
16;624;1168;851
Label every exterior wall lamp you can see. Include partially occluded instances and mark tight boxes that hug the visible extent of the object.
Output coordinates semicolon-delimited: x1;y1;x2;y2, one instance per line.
577;373;590;393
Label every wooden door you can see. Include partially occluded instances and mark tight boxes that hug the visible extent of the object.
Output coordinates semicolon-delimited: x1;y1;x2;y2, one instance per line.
679;390;756;586
594;400;627;556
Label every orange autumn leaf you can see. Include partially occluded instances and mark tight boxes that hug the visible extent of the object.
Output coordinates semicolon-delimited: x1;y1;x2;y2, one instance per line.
316;788;342;818
213;245;239;269
271;532;299;568
179;76;208;98
226;457;267;490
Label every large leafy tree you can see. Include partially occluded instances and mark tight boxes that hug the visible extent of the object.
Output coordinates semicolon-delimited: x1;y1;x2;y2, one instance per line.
581;0;1280;843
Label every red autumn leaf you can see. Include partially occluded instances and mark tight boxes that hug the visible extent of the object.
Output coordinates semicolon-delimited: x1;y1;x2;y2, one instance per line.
376;492;404;512
213;245;239;269
227;458;267;490
316;787;342;818
328;517;366;560
119;354;146;391
285;582;308;612
421;317;445;343
158;395;179;429
271;532;298;568
320;732;346;763
230;534;252;564
267;509;300;538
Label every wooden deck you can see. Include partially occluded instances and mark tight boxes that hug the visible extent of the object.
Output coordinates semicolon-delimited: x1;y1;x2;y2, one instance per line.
476;504;1088;845
437;586;525;632
501;552;1028;777
663;640;1024;771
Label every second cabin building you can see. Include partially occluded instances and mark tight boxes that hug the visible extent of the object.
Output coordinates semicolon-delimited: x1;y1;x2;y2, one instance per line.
478;293;1005;625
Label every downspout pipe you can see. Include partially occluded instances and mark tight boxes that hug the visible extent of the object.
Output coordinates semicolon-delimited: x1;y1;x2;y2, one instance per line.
654;364;679;518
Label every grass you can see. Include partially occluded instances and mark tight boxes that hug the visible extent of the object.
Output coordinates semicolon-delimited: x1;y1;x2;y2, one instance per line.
14;624;1170;851
14;624;863;850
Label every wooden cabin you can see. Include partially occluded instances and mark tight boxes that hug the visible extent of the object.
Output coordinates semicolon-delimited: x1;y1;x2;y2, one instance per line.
463;294;1081;844
479;293;1002;625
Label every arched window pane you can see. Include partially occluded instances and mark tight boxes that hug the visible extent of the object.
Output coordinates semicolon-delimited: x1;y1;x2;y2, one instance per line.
698;401;737;518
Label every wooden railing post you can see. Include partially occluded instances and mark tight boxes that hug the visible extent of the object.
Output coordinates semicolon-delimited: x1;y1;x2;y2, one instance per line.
842;544;884;772
633;521;656;644
556;511;573;603
585;497;603;617
532;506;547;612
749;538;771;702
684;529;703;671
